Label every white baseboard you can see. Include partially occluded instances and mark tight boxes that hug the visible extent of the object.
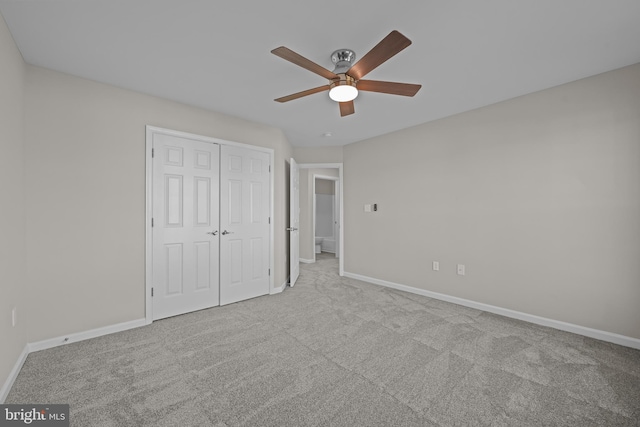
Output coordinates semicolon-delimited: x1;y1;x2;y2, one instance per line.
271;279;288;294
343;271;640;350
2;319;145;402
300;258;315;264
28;318;147;353
0;345;29;403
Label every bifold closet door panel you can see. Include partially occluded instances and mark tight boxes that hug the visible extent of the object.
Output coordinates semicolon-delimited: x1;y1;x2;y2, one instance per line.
152;134;220;320
219;145;271;305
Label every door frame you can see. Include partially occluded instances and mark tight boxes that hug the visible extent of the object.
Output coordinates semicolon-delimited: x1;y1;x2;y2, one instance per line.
145;126;275;324
289;158;300;286
298;163;344;276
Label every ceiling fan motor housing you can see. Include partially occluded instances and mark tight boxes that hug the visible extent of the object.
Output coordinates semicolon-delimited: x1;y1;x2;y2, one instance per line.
331;49;356;74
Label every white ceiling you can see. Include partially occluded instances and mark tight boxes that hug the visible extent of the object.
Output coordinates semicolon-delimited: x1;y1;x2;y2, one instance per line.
1;0;639;147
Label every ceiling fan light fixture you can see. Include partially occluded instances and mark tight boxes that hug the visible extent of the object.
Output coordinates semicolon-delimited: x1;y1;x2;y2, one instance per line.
329;74;358;102
271;31;420;116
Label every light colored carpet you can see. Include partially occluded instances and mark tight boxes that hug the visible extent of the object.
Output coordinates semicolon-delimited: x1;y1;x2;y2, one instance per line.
315;252;336;261
7;257;640;426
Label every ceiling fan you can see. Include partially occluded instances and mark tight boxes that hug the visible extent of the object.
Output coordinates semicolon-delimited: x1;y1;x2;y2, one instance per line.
271;30;422;117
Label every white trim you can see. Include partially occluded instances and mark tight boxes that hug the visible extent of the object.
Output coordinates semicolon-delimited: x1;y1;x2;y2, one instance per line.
338;166;343;276
297;163;344;276
145;126;275;322
268;150;275;294
298;163;341;169
299;258;315;264
271;279;288;295
2;319;145;402
0;345;29;403
344;271;640;350
145;127;154;324
28;318;147;353
312;176;317;263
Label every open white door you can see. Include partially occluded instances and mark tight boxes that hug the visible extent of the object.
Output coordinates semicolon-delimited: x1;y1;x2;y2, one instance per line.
152;134;220;320
289;158;300;286
219;145;271;305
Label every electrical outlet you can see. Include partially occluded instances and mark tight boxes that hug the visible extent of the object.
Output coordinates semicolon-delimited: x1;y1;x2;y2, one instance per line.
12;307;17;327
433;261;439;271
457;264;466;276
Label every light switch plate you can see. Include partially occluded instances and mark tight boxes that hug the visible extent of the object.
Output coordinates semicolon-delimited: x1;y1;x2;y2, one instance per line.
364;204;371;212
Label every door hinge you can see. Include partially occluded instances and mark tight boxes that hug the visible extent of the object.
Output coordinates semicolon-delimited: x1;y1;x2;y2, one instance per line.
151;218;154;227
269;165;271;173
268;217;271;224
152;148;155;158
151;288;154;297
268;269;271;276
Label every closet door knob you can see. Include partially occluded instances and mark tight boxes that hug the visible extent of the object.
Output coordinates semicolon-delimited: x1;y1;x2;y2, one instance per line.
222;230;234;235
206;231;218;235
286;227;298;231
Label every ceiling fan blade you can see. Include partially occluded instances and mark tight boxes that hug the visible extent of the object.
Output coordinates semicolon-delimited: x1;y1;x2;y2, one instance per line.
339;101;355;117
275;85;330;103
271;46;338;80
348;31;412;80
357;80;421;96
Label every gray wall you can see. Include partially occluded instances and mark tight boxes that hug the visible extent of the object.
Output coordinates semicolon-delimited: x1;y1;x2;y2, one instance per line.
344;64;640;340
0;13;27;398
22;66;292;343
293;146;343;163
315;178;335;195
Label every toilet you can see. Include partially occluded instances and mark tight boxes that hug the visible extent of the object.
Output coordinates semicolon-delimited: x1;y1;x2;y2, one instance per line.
314;237;323;254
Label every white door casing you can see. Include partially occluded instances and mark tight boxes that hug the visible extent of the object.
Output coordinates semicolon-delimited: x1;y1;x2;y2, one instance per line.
289;158;300;286
219;145;271;305
334;179;340;259
152;134;220;320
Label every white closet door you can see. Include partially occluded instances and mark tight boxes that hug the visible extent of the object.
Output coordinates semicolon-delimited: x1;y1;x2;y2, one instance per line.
152;134;220;320
219;145;271;305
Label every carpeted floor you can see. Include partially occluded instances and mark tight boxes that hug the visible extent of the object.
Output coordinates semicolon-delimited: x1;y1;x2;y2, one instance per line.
7;256;640;426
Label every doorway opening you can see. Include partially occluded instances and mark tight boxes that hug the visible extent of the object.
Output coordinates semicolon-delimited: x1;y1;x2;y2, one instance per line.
313;175;339;261
297;163;344;276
